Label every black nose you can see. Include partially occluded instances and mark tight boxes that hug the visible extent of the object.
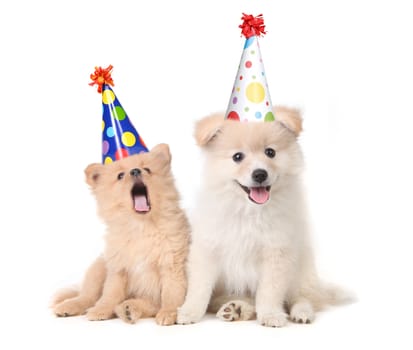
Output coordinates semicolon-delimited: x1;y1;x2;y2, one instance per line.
130;168;141;177
252;169;268;184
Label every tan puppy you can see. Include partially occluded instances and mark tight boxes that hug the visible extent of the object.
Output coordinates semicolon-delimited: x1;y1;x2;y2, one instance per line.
177;107;349;327
52;144;190;325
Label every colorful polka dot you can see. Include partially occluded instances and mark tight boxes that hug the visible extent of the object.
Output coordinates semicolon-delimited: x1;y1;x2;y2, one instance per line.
113;106;126;120
115;148;129;160
100;84;149;164
232;97;238;104
251;50;255;55
240;75;243;80
255;111;262;119
236;87;240;92
227;111;240;121
246;82;265;103
264;112;275;122
121;131;136;147
245;61;252;68
102;140;109;155
266;101;269;106
102;89;115;104
106;126;115;138
244;107;249;112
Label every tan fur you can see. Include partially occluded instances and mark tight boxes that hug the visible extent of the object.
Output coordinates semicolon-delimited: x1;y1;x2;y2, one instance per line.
51;288;79;307
53;144;190;325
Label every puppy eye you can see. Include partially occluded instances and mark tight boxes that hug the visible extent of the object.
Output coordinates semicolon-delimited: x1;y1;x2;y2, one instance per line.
117;172;125;180
232;152;245;163
143;168;151;174
265;148;276;158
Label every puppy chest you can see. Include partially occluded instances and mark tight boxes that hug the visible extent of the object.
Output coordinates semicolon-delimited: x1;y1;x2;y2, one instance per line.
217;244;260;295
127;259;161;300
106;239;162;300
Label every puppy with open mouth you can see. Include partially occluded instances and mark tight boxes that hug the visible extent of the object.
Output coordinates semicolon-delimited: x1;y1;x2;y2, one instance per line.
52;67;190;325
53;145;189;325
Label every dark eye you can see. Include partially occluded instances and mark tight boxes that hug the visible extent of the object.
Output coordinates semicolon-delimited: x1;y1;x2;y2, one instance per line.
265;148;276;158
232;152;245;163
143;168;151;174
117;172;125;180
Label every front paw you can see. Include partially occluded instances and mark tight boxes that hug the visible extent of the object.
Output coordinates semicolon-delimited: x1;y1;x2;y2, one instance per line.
86;305;114;321
155;309;177;326
290;301;315;324
176;306;204;325
258;311;288;327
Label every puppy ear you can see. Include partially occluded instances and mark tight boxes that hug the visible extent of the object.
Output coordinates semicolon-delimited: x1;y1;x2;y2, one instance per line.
194;113;225;147
149;143;172;168
84;163;104;188
274;106;303;136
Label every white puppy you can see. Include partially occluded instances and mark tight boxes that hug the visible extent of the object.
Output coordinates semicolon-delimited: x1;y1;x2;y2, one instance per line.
177;107;348;327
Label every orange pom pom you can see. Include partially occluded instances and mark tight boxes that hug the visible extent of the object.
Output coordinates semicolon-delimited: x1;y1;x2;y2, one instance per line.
89;65;114;93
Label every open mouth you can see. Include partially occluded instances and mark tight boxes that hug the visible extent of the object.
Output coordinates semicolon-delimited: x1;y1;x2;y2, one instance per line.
131;181;150;213
238;182;271;205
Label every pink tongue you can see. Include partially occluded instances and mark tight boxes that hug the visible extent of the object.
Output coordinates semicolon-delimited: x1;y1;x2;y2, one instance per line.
249;187;270;204
134;195;150;212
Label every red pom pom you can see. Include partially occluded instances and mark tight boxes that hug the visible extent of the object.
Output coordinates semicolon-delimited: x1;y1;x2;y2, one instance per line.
239;13;266;39
89;65;114;93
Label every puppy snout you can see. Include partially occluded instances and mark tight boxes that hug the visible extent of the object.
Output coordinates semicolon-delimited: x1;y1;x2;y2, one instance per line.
130;168;141;177
252;169;268;184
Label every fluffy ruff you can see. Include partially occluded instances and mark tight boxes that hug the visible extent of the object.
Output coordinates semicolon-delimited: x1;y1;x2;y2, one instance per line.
52;144;190;325
177;107;349;327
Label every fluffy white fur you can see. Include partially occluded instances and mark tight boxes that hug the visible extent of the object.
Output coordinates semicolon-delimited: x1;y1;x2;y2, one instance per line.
177;107;348;327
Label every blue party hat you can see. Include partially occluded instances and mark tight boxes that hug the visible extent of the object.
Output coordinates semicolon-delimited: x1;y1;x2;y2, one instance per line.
89;65;149;164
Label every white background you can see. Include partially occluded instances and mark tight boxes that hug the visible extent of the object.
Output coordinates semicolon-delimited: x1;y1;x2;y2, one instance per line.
1;0;412;349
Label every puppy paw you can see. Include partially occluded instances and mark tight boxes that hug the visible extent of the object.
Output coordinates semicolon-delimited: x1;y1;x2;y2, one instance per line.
53;297;88;317
86;305;114;321
290;301;315;324
258;311;288;328
217;300;255;322
115;301;142;324
176;306;204;325
155;309;177;326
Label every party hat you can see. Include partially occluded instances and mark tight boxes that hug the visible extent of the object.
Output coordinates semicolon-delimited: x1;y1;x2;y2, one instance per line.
225;13;275;122
89;65;149;164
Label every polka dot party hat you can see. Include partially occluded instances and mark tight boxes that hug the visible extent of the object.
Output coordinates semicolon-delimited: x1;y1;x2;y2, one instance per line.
225;13;275;122
89;65;149;164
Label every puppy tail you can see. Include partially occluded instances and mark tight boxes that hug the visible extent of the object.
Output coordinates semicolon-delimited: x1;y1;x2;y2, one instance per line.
307;282;356;310
50;286;79;308
321;283;356;306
